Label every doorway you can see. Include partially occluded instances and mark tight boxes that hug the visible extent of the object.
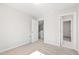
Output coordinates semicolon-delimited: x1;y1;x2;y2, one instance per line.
63;20;71;42
38;20;44;41
60;15;73;49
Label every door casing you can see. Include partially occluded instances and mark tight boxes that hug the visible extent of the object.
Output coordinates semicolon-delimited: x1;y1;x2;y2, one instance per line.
60;12;77;50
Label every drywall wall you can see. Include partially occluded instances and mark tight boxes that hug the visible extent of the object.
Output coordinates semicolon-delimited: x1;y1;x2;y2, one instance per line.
44;14;60;46
0;4;32;52
44;7;78;50
77;7;79;52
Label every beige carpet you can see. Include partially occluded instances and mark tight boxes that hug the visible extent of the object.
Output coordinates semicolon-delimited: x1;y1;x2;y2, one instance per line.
0;39;78;55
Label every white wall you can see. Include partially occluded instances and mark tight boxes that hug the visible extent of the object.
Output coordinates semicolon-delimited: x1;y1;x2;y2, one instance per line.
44;14;60;46
44;7;78;50
0;4;32;52
77;7;79;52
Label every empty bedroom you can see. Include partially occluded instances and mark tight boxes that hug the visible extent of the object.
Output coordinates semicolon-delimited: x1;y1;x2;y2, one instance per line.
0;3;79;55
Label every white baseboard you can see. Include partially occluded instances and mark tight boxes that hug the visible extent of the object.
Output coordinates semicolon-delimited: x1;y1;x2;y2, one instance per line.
0;41;30;53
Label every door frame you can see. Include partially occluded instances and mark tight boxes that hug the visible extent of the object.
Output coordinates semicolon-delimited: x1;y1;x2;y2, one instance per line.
60;12;77;50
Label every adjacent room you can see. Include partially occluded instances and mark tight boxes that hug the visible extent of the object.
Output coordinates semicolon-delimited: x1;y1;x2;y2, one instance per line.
0;3;79;55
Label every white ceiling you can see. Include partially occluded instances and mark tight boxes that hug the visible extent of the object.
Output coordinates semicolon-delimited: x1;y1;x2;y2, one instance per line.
4;3;79;18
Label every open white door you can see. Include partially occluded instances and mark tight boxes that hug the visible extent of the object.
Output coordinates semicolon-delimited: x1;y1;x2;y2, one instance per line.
31;19;38;43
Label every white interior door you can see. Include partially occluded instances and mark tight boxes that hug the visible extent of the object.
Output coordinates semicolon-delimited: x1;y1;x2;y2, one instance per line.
31;19;38;43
